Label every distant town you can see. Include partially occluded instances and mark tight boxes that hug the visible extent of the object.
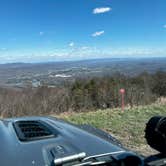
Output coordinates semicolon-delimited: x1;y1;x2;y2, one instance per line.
0;57;166;88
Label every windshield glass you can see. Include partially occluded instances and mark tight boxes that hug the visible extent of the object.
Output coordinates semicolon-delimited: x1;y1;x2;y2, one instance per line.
0;0;166;165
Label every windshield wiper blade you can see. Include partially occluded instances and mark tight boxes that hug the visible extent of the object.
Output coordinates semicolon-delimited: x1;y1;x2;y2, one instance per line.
83;151;125;162
54;151;125;166
54;152;86;165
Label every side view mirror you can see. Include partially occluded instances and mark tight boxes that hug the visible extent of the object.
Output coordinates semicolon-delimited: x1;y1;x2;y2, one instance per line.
145;116;166;155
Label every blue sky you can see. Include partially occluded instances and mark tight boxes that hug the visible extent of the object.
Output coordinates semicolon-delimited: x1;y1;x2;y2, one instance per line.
0;0;166;63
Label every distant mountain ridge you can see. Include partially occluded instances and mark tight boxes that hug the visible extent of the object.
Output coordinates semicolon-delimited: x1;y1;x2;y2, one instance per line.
0;57;166;88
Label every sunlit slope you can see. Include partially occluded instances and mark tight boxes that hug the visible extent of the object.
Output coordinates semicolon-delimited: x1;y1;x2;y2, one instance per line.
59;103;166;156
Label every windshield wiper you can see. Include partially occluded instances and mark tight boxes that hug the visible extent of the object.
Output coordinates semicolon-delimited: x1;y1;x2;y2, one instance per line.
54;152;86;165
54;151;125;166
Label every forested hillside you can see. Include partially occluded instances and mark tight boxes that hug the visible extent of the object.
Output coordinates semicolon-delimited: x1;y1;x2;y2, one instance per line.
0;71;166;118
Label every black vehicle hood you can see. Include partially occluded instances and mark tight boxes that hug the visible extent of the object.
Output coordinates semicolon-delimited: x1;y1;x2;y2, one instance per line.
0;116;140;166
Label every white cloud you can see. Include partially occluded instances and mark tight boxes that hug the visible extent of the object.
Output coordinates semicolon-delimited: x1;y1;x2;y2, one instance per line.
81;46;89;50
101;47;166;57
163;25;166;28
39;31;44;36
1;47;165;63
69;42;74;47
93;7;111;14
0;48;7;51
92;30;105;37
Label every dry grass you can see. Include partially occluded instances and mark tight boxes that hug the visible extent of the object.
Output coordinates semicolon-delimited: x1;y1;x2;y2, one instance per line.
57;103;166;156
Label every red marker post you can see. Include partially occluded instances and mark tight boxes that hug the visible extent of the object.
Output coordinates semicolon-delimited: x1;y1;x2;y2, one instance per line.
119;88;125;112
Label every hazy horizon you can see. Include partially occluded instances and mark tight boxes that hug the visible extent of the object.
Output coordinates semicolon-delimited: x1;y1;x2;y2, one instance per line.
0;56;166;65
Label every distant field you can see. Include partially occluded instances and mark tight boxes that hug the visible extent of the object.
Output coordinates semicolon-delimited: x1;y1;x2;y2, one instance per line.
58;103;166;156
0;57;166;88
